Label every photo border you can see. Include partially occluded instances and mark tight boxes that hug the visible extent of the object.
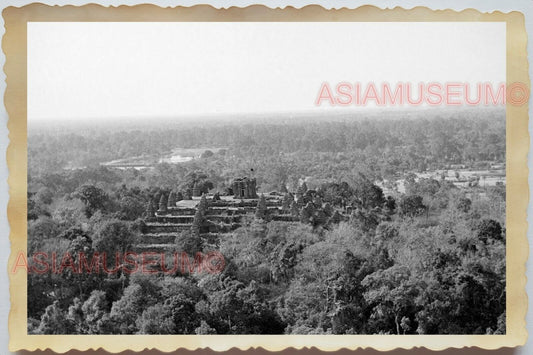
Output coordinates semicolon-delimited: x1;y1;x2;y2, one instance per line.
3;3;529;352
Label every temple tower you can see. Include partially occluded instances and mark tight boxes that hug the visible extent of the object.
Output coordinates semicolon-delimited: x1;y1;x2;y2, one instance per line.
192;182;201;197
232;177;257;199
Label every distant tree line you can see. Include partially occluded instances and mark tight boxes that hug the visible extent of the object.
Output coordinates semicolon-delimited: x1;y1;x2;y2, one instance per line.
29;113;504;183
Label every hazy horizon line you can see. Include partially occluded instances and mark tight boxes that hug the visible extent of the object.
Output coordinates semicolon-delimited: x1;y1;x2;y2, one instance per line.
28;106;505;126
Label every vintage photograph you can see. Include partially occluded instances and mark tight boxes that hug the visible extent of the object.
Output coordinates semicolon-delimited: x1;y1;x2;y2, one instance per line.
25;20;507;336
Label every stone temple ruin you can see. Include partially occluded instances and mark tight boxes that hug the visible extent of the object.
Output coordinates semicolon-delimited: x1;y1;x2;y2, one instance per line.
232;177;257;199
137;177;345;252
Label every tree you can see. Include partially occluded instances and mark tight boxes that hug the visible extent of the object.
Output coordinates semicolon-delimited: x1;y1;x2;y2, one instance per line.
81;290;111;334
303;190;314;205
197;180;214;194
65;232;100;298
270;241;304;283
110;276;161;334
52;198;87;227
195;320;217;334
299;205;312;224
92;219;134;271
144;200;156;219
384;196;396;214
351;173;385;209
477;219;503;243
290;201;300;218
158;193;168;212
330;251;374;334
399;195;426;217
282;193;293;211
317;181;354;207
191;208;204;237
296;182;308;200
35;186;54;205
455;197;472;213
255;194;268;220
198;194;209;215
362;265;419;335
73;184;109;218
66;297;85;334
208;280;285;334
164;294;199;333
313;195;323;208
323;203;334;217
175;230;202;255
37;301;73;334
167;191;177;208
350;208;382;233
406;178;440;197
304;202;316;223
201;150;214;159
181;172;214;196
28;216;61;243
375;222;399;245
137;303;175;334
328;211;343;225
314;209;327;226
28;193;49;220
118;196;145;220
280;242;357;332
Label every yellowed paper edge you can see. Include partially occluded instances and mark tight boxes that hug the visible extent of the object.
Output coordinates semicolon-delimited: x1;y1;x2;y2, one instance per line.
3;3;529;352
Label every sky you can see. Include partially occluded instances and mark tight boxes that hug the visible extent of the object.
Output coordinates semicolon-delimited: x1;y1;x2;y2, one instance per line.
27;22;505;121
